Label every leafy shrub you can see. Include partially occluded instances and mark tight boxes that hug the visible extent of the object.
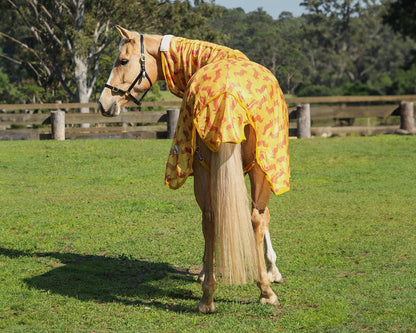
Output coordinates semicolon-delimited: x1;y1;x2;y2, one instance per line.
295;84;339;97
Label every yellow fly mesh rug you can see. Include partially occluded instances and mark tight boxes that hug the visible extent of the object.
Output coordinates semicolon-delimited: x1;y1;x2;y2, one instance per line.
161;36;290;195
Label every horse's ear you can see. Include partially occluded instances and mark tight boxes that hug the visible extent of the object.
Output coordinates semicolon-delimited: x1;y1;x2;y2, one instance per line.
115;25;132;40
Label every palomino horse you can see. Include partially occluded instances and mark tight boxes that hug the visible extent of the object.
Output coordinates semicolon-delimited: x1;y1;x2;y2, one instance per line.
98;26;290;313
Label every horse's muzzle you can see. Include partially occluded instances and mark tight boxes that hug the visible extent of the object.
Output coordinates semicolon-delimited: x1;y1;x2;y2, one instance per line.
98;101;118;117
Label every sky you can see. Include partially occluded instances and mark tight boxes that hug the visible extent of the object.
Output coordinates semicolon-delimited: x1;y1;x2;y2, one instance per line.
213;0;306;19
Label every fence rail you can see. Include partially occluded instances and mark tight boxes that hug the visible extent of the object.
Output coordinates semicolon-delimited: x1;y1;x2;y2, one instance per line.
1;95;415;140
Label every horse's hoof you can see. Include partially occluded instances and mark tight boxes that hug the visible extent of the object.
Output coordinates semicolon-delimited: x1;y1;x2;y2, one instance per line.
260;294;280;307
268;268;283;283
197;302;216;314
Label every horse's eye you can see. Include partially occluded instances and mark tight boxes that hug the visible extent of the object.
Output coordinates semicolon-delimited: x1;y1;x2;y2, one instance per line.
120;59;129;65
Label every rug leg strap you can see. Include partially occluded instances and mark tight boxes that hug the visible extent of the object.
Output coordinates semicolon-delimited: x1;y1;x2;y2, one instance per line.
243;159;256;174
195;145;211;173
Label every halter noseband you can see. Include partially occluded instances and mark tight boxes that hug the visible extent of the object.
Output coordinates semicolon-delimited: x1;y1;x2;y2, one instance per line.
104;34;153;108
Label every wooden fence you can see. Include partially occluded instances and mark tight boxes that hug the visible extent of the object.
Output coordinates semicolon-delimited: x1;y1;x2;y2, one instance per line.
287;95;415;138
0;101;181;140
0;95;415;140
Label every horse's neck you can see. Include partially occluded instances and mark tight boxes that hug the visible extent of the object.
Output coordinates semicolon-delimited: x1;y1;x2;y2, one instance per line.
161;37;222;96
145;35;165;81
172;38;214;76
164;37;244;86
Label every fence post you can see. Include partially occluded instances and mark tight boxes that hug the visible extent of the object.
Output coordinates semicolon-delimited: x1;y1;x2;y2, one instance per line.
400;101;415;132
50;110;65;140
297;103;311;139
167;108;180;139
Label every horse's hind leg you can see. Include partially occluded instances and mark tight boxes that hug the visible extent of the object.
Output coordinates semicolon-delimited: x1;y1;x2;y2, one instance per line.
196;218;280;287
248;165;279;306
242;125;279;306
193;137;216;313
264;217;283;283
196;185;283;286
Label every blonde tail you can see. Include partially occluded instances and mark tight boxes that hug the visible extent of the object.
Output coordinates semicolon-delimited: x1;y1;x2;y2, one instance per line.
210;142;259;285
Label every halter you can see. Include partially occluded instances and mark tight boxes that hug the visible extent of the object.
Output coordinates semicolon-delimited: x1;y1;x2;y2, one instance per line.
104;34;153;108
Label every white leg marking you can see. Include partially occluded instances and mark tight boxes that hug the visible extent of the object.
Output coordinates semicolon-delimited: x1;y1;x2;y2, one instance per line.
264;230;283;283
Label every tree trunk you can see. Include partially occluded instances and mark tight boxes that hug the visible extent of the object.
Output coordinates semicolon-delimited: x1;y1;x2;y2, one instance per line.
74;55;91;128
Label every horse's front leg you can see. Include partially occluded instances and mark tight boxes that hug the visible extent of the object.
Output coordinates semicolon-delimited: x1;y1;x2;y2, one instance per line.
198;208;216;313
193;138;216;313
197;260;205;283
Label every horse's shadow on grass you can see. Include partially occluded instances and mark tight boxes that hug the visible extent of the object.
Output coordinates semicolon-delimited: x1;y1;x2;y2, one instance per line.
0;247;201;313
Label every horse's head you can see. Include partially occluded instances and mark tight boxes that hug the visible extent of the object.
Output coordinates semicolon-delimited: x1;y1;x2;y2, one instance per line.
98;26;159;117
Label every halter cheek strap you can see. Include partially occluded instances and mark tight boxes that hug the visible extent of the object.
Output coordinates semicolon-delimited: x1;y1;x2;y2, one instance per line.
105;34;153;108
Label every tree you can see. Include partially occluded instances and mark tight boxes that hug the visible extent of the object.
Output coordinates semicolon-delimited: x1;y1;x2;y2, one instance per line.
383;0;416;39
208;7;248;49
0;70;24;103
156;0;223;42
300;0;365;87
209;7;308;94
1;0;222;105
274;13;309;94
4;1;109;107
297;0;416;95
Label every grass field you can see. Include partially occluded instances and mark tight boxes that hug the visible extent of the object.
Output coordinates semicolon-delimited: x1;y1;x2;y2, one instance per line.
0;136;415;332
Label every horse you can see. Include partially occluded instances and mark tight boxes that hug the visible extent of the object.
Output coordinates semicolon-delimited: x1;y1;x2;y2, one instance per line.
98;26;290;314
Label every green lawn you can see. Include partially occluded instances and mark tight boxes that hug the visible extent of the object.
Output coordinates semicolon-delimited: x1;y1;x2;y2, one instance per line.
0;136;415;332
